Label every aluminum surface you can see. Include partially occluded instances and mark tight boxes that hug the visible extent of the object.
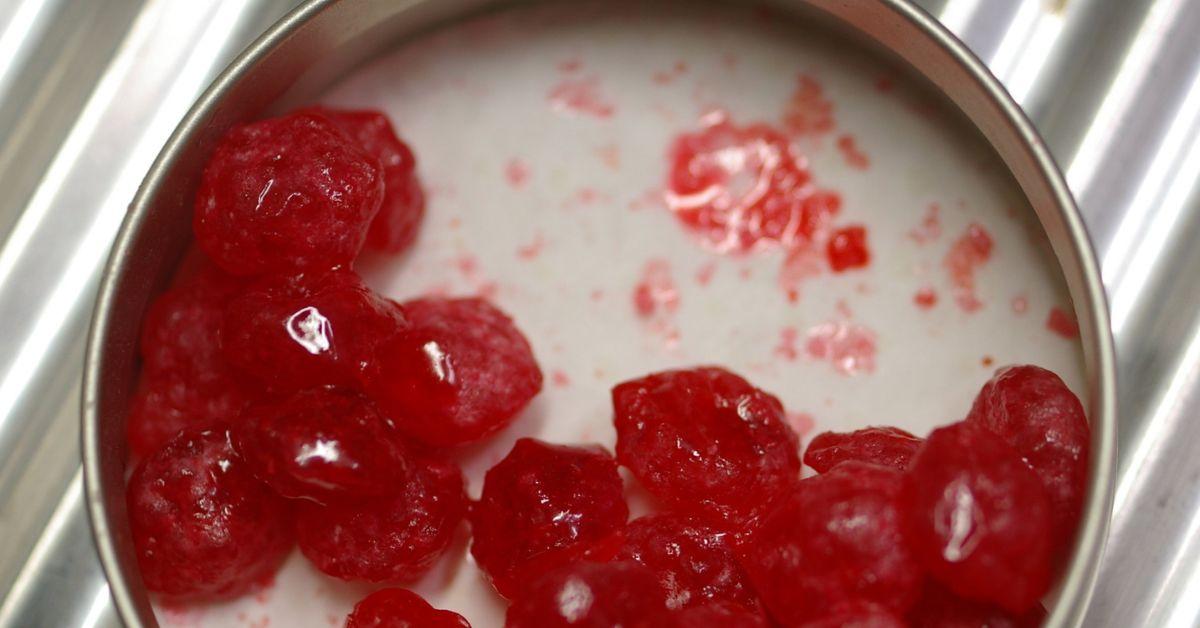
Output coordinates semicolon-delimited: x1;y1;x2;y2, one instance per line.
0;0;1197;625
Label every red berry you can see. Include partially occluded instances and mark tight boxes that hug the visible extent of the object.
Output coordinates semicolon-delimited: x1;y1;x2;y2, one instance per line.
804;426;922;473
364;297;542;447
612;367;800;525
505;561;667;628
222;268;406;391
967;365;1089;554
346;588;470;628
826;225;871;272
194;111;384;276
741;462;923;623
649;601;769;628
296;455;465;582
907;582;1046;628
801;602;906;628
903;422;1052;613
470;438;628;598
618;514;761;612
307;107;426;255
233;387;414;503
127;427;292;599
127;372;250;459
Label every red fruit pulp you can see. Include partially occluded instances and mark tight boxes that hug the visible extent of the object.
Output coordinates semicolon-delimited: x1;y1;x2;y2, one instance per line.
804;426;922;473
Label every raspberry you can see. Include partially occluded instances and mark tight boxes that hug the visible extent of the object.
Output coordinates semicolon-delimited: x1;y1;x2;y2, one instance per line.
907;582;1046;628
193;111;384;276
826;225;870;272
345;588;470;628
741;462;922;623
296;455;465;582
967;365;1089;554
469;438;628;598
233;387;415;503
127;372;251;459
804;426;922;473
364;297;542;447
222;268;406;391
612;367;800;525
306;107;426;254
617;514;760;612
126;427;292;599
505;561;667;628
903;422;1052;613
650;601;769;628
801;602;906;628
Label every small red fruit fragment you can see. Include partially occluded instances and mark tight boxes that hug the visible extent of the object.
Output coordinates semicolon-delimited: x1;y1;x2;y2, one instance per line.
346;588;470;628
618;514;761;611
903;422;1052;613
613;367;800;525
470;439;628;599
907;582;1046;628
233;387;414;504
741;462;922;623
307;107;426;255
827;225;870;272
364;297;542;447
222;268;406;392
296;455;465;582
650;601;769;628
194;111;384;276
127;427;292;599
801;601;906;628
506;561;667;628
967;365;1089;556
804;426;922;473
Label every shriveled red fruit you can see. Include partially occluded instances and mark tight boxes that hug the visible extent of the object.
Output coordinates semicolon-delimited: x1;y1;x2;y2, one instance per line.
364;297;542;447
506;561;667;628
612;367;800;525
305;107;426;255
741;462;922;624
470;438;628;598
903;422;1052;613
127;372;251;459
967;365;1089;554
193;111;384;276
296;455;464;582
648;601;769;628
222;268;405;391
801;602;906;628
618;514;760;612
233;387;414;503
908;582;1046;628
346;588;470;628
127;427;292;599
804;426;922;473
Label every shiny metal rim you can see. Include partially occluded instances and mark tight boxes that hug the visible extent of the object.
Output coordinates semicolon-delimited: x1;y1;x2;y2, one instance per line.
81;1;1117;626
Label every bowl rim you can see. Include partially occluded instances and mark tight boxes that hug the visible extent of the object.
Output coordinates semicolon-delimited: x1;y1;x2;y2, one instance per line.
82;1;1117;626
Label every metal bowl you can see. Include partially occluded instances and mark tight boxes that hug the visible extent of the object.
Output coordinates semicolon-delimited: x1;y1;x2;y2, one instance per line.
82;1;1117;626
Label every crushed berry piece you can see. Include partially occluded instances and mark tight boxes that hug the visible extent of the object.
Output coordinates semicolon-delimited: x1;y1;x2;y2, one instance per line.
907;581;1046;628
506;561;667;628
618;514;761;611
741;462;922;623
127;427;292;599
967;365;1089;557
826;225;870;272
194;111;384;276
804;426;922;473
222;268;406;392
612;367;800;526
346;588;470;628
649;601;769;627
233;387;415;504
469;438;628;599
296;454;465;582
801;601;906;628
305;107;426;255
363;297;542;447
903;422;1052;613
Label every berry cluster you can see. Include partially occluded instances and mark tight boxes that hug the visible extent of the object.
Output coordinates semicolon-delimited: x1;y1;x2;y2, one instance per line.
125;108;1089;627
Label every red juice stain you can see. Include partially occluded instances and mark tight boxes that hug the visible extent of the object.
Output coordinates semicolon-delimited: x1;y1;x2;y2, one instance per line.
914;286;938;310
836;299;854;319
909;203;942;244
782;74;835;137
1011;294;1029;314
739;266;753;280
827;225;870;272
548;77;615;119
505;158;530;189
981;355;995;367
558;58;582;73
805;321;877;375
780;245;823;303
455;254;479;278
551;370;571;388
774;327;799;360
516;233;545;260
943;223;994;312
447;216;461;230
653;60;689;85
836;134;870;169
875;75;895;93
477;281;499;300
590;289;604;301
787;412;815;439
595;143;620;169
633;259;679;319
1047;306;1080;338
695;261;717;286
